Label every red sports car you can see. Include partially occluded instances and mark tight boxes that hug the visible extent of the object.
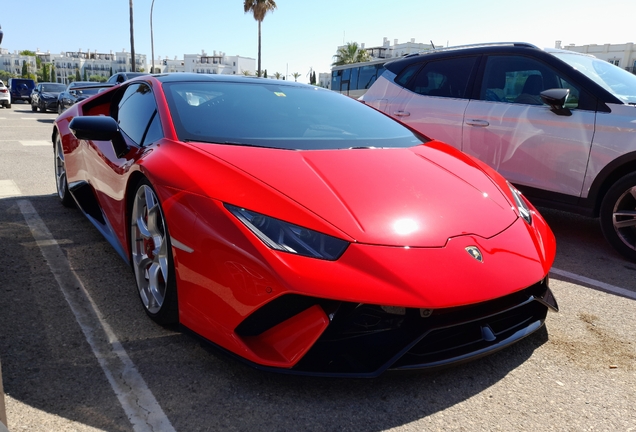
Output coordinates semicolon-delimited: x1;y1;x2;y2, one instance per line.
52;74;557;377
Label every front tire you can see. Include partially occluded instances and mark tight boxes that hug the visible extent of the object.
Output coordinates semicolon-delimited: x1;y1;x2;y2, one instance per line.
54;133;74;207
31;101;37;112
130;178;179;325
600;172;636;261
39;100;46;112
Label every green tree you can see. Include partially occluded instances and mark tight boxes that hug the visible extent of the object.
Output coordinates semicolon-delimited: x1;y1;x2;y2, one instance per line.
243;0;277;77
21;60;28;77
19;50;36;56
273;71;282;80
241;69;252;76
311;71;317;85
331;42;371;66
83;68;87;81
75;69;81;81
0;70;13;82
50;66;56;83
40;63;49;82
263;69;267;78
291;72;300;82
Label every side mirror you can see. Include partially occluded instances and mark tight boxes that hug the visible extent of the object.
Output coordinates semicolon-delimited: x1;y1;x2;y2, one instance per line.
70;90;77;96
69;116;130;158
540;88;572;116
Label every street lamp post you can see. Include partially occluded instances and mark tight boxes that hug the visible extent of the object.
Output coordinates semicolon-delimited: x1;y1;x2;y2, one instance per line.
150;0;155;74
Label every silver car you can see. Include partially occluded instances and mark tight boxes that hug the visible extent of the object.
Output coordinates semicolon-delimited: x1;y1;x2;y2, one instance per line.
362;43;636;260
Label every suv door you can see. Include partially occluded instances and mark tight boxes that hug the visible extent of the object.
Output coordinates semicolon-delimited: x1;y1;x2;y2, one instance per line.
387;56;478;148
462;55;595;197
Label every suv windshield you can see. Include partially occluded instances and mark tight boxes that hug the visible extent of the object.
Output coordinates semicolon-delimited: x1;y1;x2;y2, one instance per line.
552;51;636;104
163;81;425;150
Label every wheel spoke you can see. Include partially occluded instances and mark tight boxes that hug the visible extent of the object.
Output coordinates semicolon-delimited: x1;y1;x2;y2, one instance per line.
147;262;166;307
613;210;636;229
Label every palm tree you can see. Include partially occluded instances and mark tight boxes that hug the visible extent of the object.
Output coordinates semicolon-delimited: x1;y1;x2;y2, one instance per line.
244;0;277;77
291;72;301;82
331;42;371;66
273;72;282;80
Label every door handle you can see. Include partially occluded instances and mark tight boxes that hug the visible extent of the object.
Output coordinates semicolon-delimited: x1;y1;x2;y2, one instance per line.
466;119;490;127
393;111;410;117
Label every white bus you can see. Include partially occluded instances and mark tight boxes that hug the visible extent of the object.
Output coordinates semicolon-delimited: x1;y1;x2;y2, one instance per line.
330;58;387;98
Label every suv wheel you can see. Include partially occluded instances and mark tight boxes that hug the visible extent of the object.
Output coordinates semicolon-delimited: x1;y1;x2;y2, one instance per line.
600;172;636;261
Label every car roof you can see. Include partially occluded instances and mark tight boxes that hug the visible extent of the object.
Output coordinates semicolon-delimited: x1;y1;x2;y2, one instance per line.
383;42;566;73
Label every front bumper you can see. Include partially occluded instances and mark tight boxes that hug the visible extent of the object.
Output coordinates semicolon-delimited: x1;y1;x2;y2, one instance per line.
230;278;557;377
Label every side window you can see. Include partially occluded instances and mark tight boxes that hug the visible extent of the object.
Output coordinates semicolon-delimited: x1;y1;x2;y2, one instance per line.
404;57;477;99
480;55;580;108
117;83;163;146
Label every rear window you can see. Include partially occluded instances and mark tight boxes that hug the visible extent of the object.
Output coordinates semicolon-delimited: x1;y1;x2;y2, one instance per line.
42;84;66;92
163;81;425;150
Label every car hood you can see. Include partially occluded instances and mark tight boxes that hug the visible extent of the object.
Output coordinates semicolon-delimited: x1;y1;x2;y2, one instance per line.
190;141;518;247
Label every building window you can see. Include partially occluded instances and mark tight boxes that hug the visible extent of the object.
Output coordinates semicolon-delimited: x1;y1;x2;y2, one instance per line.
608;59;620;66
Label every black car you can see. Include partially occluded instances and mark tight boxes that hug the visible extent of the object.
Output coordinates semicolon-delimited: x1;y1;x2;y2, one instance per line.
57;81;107;113
7;78;35;103
31;82;66;112
106;72;149;84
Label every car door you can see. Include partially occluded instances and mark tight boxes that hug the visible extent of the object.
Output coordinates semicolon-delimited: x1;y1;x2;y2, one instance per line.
462;54;595;198
387;56;479;148
84;82;163;247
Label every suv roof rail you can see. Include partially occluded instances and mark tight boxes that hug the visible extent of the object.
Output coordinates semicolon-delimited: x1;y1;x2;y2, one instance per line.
404;42;539;57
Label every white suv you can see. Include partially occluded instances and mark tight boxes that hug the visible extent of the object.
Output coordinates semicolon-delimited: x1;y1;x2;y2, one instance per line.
361;43;636;260
0;80;10;108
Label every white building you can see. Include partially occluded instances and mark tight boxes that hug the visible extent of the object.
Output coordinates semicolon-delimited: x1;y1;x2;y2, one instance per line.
362;37;434;60
0;48;146;83
153;50;255;75
0;50;37;77
558;41;636;73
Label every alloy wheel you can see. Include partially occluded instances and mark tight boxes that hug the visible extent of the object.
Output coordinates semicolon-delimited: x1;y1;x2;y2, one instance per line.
131;184;170;314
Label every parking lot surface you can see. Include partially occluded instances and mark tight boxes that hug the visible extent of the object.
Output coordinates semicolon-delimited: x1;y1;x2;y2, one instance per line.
0;103;634;431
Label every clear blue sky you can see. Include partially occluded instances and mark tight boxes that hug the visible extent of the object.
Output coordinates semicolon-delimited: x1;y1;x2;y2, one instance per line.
2;0;634;83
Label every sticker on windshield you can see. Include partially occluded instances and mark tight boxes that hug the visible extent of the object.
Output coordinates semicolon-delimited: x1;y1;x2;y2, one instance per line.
274;92;286;97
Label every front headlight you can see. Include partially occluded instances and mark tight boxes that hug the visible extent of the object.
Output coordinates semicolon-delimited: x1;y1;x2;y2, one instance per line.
225;204;349;260
507;182;532;225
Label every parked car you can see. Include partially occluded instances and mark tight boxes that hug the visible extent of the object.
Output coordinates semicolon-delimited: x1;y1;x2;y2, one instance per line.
106;72;149;84
7;78;35;103
52;73;557;377
0;80;10;108
31;82;67;112
57;81;104;113
361;42;636;260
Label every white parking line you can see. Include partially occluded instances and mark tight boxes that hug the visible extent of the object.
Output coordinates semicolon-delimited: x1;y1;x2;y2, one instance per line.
551;267;636;300
17;200;176;432
0;180;21;198
19;140;50;147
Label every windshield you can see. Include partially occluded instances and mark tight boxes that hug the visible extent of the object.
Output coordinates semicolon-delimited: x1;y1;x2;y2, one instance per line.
42;84;66;92
552;51;636;104
163;81;425;150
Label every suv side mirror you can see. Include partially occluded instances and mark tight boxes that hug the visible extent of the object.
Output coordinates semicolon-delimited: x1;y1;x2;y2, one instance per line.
540;88;571;116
